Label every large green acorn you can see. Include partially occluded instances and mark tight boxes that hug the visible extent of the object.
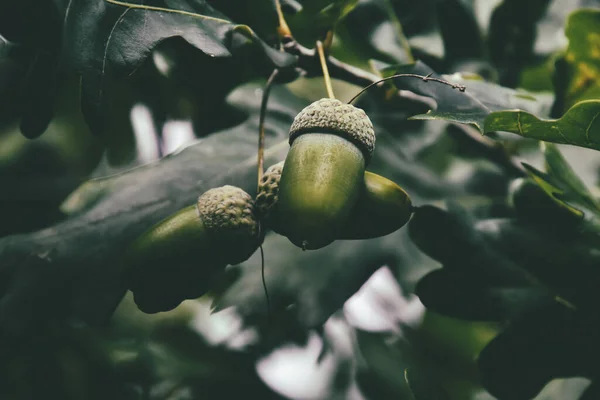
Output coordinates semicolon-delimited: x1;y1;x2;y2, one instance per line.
257;161;412;241
123;185;260;313
276;98;376;250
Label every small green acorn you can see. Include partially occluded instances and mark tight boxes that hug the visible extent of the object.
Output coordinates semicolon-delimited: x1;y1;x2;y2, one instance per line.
123;185;260;313
339;171;412;239
276;98;376;250
257;161;412;241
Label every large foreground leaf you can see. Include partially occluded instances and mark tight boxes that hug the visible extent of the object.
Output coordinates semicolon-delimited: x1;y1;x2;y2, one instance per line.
62;0;296;135
0;83;299;333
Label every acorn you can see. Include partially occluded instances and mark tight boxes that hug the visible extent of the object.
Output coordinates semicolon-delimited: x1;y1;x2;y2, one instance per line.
123;185;260;313
276;98;376;250
339;171;412;239
256;161;412;241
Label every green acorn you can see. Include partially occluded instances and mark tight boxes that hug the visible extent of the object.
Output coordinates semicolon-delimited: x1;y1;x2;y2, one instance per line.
257;161;412;241
123;185;260;313
276;98;376;250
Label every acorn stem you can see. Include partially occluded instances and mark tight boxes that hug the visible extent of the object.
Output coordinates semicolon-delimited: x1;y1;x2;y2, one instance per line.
260;243;271;321
347;73;466;104
274;0;292;38
257;69;279;187
316;40;335;99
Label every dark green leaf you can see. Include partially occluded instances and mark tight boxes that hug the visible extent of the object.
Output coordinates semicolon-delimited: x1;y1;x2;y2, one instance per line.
475;217;600;308
287;0;363;49
408;205;535;287
509;177;584;230
478;304;600;400
435;0;483;65
62;0;296;134
332;0;413;66
487;0;552;87
0;2;66;137
416;268;553;322
18;51;59;138
204;0;281;42
411;203;600;320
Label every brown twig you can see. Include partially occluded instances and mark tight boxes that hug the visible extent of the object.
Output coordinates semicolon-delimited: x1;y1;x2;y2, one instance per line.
259;243;271;321
283;39;379;89
257;69;280;187
274;0;292;38
348;73;466;104
316;40;335;99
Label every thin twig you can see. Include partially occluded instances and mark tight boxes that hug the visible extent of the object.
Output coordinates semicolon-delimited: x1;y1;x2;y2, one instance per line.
274;0;292;38
283;39;379;88
260;243;271;321
257;69;279;187
316;40;335;99
323;30;334;51
347;73;466;104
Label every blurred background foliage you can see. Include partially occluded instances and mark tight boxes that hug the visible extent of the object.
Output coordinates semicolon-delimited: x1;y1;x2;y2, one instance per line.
0;0;599;399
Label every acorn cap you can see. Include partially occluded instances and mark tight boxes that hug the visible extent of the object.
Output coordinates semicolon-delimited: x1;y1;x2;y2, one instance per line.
197;185;259;264
255;161;284;218
289;98;375;162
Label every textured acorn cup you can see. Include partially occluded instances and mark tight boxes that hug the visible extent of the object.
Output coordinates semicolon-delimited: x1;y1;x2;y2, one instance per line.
257;162;412;240
277;98;375;250
256;161;284;221
196;185;261;265
123;185;260;313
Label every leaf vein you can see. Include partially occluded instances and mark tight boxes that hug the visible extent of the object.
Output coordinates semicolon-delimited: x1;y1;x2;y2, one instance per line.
100;8;130;105
555;125;571;145
586;111;600;145
104;0;231;25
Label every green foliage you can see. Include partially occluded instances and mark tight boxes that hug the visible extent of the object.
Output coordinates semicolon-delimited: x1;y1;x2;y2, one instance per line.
1;1;600;400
